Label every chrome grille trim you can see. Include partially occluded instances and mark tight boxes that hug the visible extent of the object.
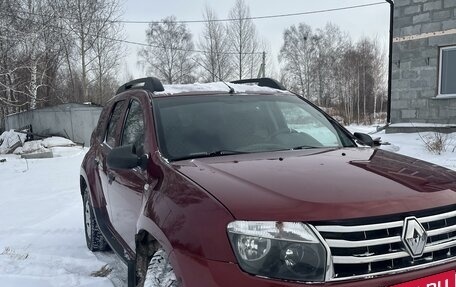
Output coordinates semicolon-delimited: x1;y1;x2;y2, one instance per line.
316;221;402;233
333;250;410;264
419;209;456;223
314;208;456;281
426;239;456;252
326;236;401;248
427;224;456;236
333;240;456;264
327;256;456;283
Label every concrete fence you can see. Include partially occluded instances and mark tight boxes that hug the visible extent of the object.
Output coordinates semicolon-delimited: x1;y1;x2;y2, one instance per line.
4;103;102;146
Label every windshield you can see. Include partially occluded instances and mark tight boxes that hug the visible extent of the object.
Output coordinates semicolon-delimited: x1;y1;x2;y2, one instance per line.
154;94;354;161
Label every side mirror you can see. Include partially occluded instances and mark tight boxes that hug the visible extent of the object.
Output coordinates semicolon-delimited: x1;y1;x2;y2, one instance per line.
354;132;381;147
107;144;147;170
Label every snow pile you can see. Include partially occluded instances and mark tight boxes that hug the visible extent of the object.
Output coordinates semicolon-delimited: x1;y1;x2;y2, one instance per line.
42;136;75;148
389;122;456;128
0;130;26;154
13;137;75;156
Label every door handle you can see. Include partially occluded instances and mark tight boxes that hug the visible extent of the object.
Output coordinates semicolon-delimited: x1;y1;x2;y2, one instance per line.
107;172;115;184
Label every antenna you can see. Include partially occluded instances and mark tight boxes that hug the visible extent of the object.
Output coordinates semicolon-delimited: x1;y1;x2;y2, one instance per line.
191;58;235;94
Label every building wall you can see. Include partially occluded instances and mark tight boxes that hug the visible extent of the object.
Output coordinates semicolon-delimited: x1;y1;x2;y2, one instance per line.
391;0;456;125
4;104;102;146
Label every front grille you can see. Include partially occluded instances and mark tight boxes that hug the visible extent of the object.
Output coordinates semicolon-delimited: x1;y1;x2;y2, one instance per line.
314;206;456;280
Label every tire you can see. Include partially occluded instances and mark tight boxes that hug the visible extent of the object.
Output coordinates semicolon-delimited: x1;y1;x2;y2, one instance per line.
83;189;109;251
144;248;178;287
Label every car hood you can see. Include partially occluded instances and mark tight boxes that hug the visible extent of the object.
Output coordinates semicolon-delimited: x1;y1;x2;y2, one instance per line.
172;148;456;221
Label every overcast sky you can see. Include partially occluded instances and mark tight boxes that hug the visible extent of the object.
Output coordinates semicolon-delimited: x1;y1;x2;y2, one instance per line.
120;0;391;80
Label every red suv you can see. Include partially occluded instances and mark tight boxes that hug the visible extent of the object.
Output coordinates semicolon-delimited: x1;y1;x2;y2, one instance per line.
80;77;456;287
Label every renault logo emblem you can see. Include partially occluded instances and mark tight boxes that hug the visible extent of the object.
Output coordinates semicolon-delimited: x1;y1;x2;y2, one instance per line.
402;217;428;258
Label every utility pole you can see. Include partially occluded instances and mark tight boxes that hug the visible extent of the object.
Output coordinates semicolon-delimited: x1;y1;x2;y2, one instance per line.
262;51;266;78
385;0;394;124
257;51;266;78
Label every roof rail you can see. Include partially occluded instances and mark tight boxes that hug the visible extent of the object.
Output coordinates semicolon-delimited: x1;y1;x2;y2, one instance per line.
230;78;286;91
116;77;164;95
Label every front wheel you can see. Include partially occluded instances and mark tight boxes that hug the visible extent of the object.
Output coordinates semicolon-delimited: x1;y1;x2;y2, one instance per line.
144;249;178;287
83;189;109;251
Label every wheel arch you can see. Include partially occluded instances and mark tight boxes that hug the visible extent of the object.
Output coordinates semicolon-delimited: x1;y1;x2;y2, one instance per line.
80;173;88;197
135;229;174;287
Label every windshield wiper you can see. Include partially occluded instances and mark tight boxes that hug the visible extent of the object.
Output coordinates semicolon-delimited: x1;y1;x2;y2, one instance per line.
171;150;249;161
291;145;323;150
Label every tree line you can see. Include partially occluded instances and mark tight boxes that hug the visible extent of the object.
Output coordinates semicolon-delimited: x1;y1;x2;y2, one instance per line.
0;0;386;127
0;0;123;116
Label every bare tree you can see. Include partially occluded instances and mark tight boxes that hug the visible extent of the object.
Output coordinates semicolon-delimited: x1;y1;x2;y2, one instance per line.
279;23;315;99
56;0;123;102
338;38;386;124
279;22;386;124
90;4;124;104
0;0;61;110
313;24;350;107
197;6;233;82
0;0;124;117
138;16;196;84
227;0;261;80
0;0;22;113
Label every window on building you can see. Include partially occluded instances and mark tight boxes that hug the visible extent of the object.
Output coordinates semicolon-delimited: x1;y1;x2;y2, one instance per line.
439;46;456;96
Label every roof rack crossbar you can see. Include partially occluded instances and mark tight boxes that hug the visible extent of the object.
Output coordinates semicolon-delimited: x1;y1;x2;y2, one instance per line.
230;78;286;91
116;77;164;95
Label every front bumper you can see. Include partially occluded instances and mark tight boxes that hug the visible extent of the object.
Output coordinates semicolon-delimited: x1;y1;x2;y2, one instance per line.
172;249;456;287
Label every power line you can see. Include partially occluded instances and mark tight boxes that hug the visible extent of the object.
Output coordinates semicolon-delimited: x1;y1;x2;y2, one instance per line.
0;1;386;55
5;2;386;25
0;12;264;55
106;37;264;55
115;2;386;24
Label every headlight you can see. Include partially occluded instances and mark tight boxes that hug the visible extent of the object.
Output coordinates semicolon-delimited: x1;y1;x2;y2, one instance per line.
227;221;328;282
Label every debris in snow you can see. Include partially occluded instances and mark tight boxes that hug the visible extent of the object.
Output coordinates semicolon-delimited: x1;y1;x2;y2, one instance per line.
0;130;26;154
21;151;54;159
91;264;113;277
1;247;28;260
13;136;75;157
15;141;49;155
0;159;6;163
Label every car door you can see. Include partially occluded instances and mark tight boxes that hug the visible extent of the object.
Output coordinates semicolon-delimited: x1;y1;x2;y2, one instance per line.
107;98;147;250
97;100;127;222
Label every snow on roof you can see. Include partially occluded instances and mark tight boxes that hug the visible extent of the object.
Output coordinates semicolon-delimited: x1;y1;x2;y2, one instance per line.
389;123;456;128
155;82;289;96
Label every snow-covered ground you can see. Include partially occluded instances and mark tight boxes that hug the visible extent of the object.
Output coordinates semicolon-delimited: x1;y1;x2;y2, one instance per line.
347;125;456;171
1;127;456;286
0;146;126;287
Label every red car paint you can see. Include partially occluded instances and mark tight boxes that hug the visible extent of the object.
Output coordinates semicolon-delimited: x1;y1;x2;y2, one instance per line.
80;86;456;287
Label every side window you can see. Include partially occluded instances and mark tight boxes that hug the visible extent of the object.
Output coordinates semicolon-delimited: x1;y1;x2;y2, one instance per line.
105;100;126;147
121;100;145;147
